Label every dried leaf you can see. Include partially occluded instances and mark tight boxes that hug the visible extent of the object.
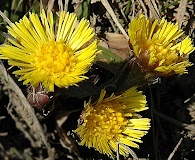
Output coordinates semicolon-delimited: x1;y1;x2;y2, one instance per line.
56;109;80;157
106;33;132;60
0;61;49;147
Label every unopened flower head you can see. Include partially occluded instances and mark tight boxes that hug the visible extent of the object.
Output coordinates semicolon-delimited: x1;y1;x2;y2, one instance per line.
75;87;150;158
0;10;99;91
128;14;195;76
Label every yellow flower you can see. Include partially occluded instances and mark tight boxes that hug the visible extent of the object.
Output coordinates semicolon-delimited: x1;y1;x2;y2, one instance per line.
0;10;99;91
75;87;150;158
128;14;195;76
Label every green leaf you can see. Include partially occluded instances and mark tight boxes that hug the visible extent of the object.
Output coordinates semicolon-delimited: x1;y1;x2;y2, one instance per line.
95;45;124;74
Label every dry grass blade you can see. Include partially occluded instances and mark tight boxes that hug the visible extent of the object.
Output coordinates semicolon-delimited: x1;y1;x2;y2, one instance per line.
155;110;195;132
145;0;161;20
0;61;48;147
131;0;136;19
137;0;148;16
0;132;7;136
167;138;183;160
12;0;24;14
58;0;63;11
0;11;12;26
64;0;69;11
0;116;5;120
100;0;129;40
175;0;188;29
47;0;55;13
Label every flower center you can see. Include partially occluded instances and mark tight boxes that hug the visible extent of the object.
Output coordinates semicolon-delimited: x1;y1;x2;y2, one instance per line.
33;40;77;77
85;101;128;140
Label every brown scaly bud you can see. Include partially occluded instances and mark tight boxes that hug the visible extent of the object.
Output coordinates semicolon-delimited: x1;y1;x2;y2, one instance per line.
27;84;50;110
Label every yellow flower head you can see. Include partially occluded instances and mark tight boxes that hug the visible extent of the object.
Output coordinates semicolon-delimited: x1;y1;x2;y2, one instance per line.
75;87;150;158
128;14;195;76
0;10;99;91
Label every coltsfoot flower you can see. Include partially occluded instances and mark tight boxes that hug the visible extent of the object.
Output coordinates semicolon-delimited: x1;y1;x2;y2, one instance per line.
75;87;150;158
128;14;195;76
0;10;99;91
